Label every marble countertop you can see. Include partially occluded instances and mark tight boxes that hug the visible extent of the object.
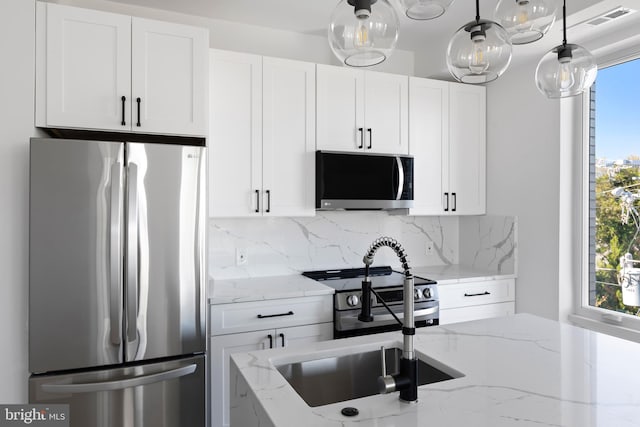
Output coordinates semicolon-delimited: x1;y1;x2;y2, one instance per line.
230;314;640;427
208;275;334;305
209;264;514;304
412;264;516;284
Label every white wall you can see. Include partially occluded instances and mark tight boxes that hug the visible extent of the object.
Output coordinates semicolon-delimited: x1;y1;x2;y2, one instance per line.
0;0;36;403
485;60;562;320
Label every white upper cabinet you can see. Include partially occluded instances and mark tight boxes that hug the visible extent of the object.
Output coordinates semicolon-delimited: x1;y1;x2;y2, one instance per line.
36;2;208;136
448;83;486;215
409;77;486;216
39;4;131;132
408;78;449;215
262;57;316;217
316;64;408;155
363;71;409;154
209;50;262;217
131;18;208;136
209;50;315;218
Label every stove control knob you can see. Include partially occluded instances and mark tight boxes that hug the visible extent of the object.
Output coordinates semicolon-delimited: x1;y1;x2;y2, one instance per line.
423;288;431;299
414;288;423;300
346;294;360;307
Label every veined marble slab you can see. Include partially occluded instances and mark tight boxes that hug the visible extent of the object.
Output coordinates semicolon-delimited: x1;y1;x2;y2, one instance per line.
230;314;640;427
209;275;334;305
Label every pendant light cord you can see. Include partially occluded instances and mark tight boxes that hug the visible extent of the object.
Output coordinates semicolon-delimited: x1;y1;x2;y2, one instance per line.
562;0;567;46
475;0;480;22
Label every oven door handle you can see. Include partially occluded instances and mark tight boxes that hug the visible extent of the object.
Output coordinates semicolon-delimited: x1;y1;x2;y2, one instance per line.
370;306;438;322
343;306;438;324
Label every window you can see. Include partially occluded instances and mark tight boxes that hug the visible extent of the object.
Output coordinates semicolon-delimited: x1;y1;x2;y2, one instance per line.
587;57;640;323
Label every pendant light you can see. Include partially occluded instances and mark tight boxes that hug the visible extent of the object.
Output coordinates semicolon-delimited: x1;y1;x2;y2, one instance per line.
494;0;560;44
328;0;400;67
535;0;597;98
446;0;513;84
402;0;455;20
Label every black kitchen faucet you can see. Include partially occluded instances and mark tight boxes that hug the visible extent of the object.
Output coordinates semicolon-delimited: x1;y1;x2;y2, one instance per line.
359;237;418;403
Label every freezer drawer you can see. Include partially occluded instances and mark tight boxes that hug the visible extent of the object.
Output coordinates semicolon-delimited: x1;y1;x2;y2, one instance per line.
29;355;205;427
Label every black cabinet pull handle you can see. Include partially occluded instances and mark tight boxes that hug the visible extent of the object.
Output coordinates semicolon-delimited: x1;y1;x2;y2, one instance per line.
121;96;126;126
267;334;273;349
266;190;271;213
444;193;449;212
357;128;364;149
136;97;141;127
464;291;490;297
257;311;294;319
452;192;457;212
279;333;285;347
255;189;260;213
367;128;372;149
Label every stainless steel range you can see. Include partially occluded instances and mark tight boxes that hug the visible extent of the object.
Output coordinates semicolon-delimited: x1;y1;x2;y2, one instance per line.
303;266;439;338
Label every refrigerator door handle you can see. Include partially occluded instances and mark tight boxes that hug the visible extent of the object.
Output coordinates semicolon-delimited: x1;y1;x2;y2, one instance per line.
109;162;123;346
126;162;139;343
40;364;197;394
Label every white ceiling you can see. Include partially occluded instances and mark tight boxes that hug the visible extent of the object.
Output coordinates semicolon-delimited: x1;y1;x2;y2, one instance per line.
107;0;640;68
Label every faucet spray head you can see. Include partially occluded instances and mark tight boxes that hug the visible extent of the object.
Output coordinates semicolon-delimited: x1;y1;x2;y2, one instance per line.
363;237;412;277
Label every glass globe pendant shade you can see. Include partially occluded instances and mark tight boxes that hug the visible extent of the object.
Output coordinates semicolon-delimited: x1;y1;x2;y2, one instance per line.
402;0;455;20
494;0;560;44
446;19;513;84
328;0;400;67
535;43;597;98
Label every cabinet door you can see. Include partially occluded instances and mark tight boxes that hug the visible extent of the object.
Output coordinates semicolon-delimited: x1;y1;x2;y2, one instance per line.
408;77;449;215
275;323;333;348
316;64;365;152
131;18;208;136
210;331;272;427
209;50;263;217
448;83;486;215
364;71;409;154
44;3;131;131
262;57;316;217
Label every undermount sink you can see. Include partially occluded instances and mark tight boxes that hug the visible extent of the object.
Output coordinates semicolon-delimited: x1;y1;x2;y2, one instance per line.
275;347;463;407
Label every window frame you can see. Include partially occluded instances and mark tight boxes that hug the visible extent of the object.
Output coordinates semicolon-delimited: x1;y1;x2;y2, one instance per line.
570;51;640;342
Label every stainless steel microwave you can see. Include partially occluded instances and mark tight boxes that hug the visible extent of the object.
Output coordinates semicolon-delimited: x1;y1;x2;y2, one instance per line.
316;150;414;210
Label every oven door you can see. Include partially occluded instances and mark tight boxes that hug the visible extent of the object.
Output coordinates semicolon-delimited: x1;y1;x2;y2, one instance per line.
334;302;439;339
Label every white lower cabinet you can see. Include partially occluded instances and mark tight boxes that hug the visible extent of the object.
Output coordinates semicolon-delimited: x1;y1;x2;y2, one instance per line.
209;296;332;427
438;279;515;325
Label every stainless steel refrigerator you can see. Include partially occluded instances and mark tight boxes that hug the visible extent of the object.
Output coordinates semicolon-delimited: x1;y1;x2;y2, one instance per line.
29;138;206;427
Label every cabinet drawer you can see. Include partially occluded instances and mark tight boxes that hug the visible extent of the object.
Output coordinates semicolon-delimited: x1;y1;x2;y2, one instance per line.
438;279;515;309
439;302;515;325
210;296;332;336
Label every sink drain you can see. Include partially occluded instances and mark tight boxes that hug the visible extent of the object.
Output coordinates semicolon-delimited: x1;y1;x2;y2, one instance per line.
341;407;359;417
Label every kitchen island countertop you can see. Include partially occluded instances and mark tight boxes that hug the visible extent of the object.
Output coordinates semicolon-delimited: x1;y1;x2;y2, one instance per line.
230;313;640;426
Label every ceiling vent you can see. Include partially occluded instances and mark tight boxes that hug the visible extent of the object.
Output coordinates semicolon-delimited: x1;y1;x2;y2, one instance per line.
584;6;636;26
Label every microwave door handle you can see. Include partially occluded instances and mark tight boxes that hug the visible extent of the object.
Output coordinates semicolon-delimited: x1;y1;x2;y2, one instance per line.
395;157;404;200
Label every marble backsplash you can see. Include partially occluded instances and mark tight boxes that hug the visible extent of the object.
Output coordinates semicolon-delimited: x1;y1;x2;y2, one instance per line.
209;212;517;279
459;215;518;274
